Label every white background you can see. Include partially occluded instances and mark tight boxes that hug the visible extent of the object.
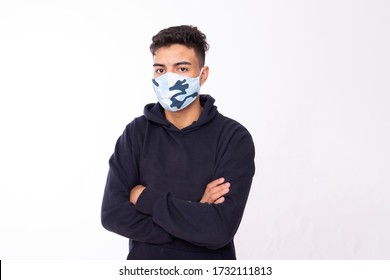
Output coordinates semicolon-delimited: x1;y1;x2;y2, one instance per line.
0;0;389;259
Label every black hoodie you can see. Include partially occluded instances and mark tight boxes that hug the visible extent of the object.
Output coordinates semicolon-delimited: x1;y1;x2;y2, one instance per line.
101;94;255;260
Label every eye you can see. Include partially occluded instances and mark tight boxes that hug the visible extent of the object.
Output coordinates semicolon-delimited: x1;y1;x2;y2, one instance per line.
178;67;188;72
155;68;165;74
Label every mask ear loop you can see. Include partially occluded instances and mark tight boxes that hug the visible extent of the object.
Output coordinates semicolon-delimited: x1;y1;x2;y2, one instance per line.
198;67;205;87
199;67;204;78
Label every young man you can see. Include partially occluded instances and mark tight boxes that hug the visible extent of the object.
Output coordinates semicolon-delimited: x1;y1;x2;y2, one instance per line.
101;25;255;260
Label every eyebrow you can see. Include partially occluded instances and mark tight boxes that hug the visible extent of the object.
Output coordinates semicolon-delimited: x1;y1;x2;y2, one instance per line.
153;61;193;67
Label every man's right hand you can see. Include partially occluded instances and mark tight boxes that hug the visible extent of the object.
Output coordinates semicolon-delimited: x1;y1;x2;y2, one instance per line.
200;177;230;204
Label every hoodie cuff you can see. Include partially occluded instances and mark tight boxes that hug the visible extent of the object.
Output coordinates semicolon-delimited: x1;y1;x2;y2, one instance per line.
135;187;164;215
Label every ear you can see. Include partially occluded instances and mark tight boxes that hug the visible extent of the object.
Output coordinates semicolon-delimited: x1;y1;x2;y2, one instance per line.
200;66;209;86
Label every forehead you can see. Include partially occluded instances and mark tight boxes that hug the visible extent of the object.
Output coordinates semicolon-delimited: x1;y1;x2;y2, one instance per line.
153;44;199;66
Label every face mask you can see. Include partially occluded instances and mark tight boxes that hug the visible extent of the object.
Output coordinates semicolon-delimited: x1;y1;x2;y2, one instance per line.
152;70;203;111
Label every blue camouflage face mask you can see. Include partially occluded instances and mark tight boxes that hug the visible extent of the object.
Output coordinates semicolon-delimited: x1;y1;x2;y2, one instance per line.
152;70;203;112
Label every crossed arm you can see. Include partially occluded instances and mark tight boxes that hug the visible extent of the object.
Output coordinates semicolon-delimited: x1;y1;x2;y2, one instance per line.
102;121;255;249
130;177;231;205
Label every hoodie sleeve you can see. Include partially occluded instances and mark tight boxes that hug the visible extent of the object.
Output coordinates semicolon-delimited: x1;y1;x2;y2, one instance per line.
101;122;173;243
135;125;255;249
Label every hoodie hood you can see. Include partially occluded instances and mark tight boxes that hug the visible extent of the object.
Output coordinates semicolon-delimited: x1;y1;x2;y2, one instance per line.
143;94;218;132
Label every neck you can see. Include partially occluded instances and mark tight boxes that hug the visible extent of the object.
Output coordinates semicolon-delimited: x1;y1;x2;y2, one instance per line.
164;97;202;130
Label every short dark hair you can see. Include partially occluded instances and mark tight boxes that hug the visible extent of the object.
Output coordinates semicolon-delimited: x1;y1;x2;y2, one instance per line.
150;25;209;67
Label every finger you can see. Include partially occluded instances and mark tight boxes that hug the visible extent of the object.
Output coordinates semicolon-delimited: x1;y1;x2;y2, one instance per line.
214;197;225;204
209;182;230;195
209;186;230;201
207;177;225;189
200;185;229;204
